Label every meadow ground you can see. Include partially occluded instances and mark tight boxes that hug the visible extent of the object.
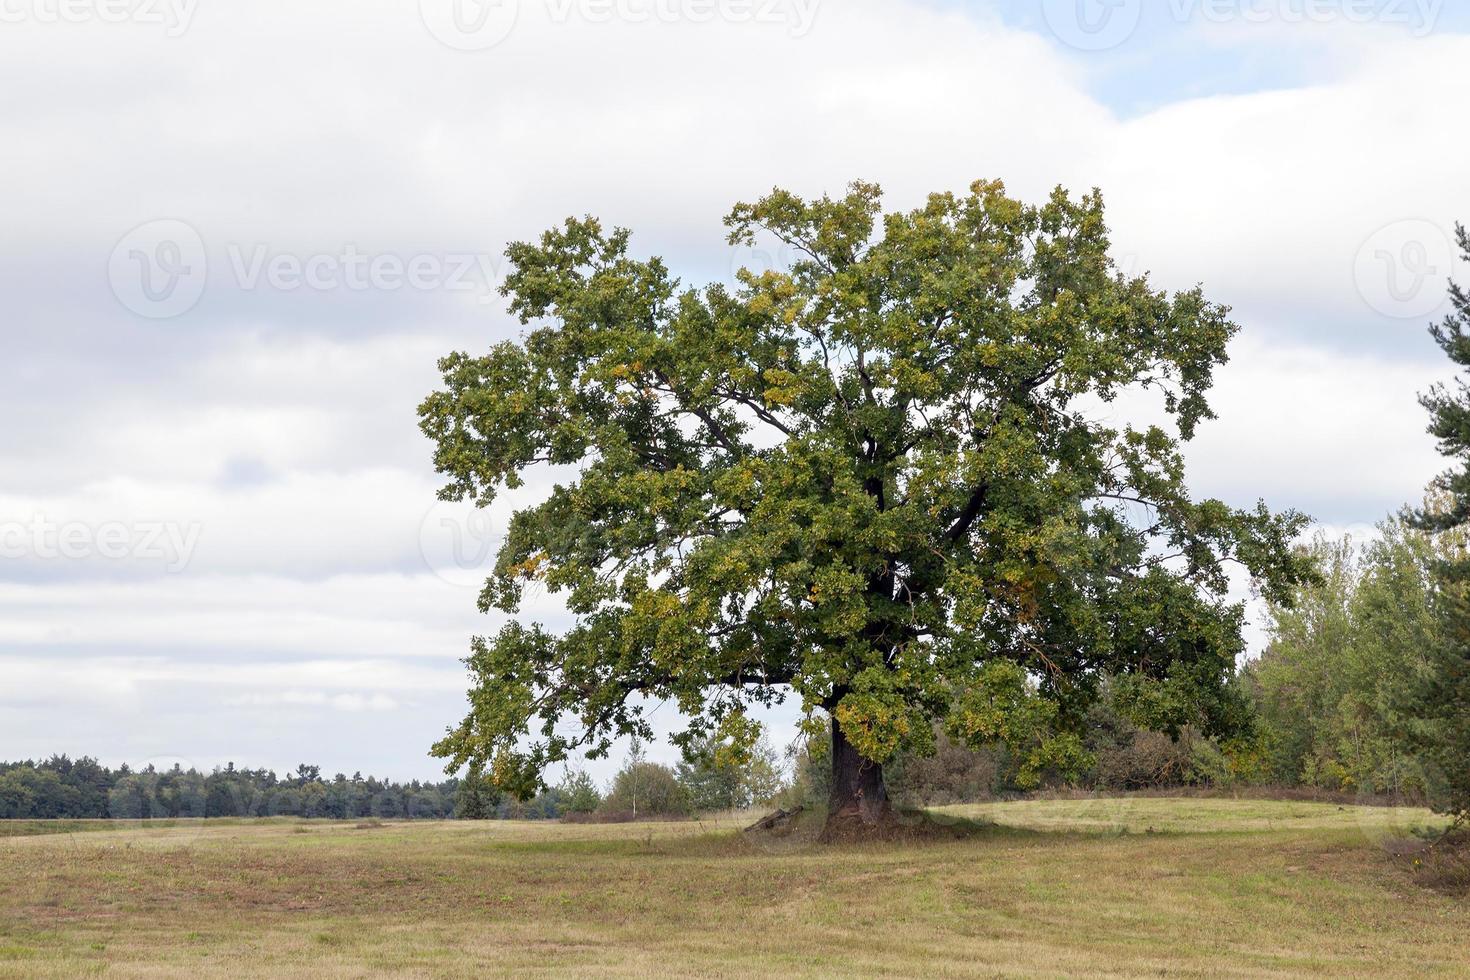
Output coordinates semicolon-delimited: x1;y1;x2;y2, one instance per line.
0;797;1465;978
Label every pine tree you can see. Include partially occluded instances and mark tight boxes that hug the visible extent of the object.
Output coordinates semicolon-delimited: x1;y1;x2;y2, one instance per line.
559;770;602;814
1407;222;1470;823
454;766;498;820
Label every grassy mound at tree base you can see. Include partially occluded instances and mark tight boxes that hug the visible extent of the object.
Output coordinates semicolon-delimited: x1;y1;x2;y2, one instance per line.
1388;829;1470;895
744;804;995;847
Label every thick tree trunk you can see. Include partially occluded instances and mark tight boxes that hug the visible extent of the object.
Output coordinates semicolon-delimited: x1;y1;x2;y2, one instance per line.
824;716;892;837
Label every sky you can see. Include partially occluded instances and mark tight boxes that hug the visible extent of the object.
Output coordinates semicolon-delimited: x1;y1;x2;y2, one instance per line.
1;0;1467;784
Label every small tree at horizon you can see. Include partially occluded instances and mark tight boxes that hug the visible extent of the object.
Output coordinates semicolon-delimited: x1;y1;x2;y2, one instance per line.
421;179;1313;837
676;733;784;813
453;766;499;820
559;769;602;814
600;760;688;818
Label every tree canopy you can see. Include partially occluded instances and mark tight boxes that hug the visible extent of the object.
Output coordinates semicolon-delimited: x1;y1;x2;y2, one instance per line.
1251;517;1450;796
420;179;1313;824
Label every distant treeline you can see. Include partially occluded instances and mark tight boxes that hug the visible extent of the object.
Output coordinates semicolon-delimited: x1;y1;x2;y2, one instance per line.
0;740;780;822
0;757;472;821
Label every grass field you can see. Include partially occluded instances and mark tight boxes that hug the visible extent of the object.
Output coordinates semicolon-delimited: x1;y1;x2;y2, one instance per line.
0;797;1464;977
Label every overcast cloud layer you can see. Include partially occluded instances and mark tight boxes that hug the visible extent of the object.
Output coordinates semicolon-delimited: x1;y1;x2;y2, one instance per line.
1;0;1466;781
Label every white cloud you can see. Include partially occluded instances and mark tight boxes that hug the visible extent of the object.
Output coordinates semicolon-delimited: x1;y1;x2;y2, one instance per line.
224;690;403;712
0;572;571;657
1094;35;1470;343
1183;333;1446;516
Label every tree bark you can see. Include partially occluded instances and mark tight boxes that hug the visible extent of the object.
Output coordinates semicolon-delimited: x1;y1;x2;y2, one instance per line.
825;715;892;834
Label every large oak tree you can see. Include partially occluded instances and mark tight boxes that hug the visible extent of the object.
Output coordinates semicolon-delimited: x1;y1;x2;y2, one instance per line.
421;180;1313;836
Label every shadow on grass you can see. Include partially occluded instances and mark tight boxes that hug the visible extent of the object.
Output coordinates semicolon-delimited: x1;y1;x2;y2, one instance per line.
459;808;1022;861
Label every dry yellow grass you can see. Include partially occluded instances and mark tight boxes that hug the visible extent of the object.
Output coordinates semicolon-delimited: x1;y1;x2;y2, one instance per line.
0;798;1464;978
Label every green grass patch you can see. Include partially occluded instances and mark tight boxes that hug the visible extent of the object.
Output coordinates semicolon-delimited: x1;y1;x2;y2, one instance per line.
0;799;1464;977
